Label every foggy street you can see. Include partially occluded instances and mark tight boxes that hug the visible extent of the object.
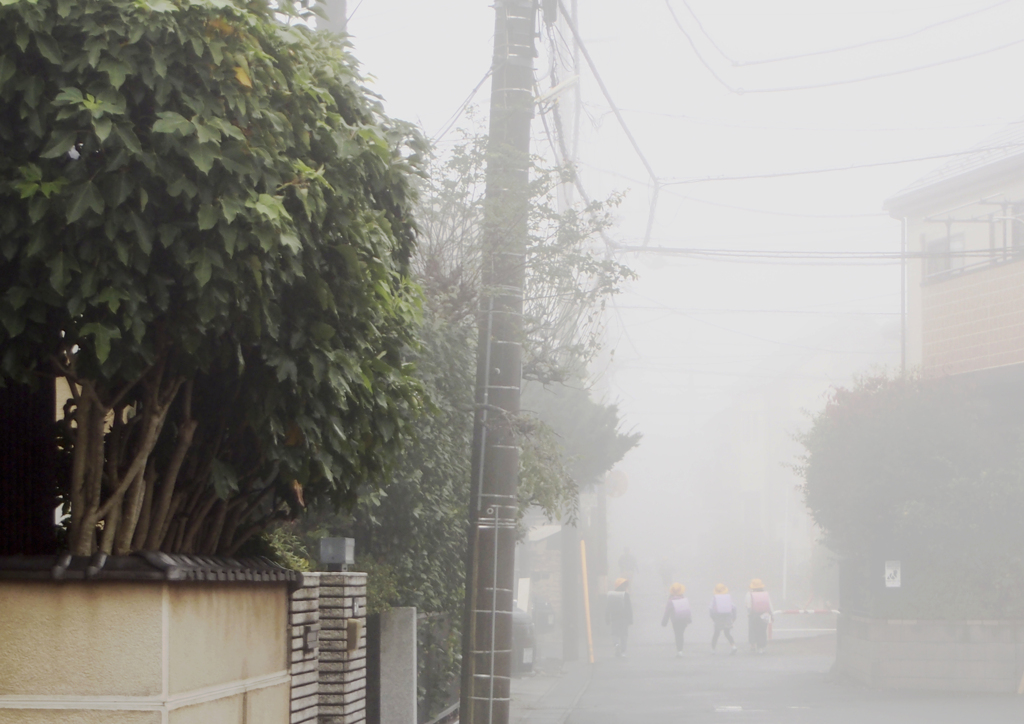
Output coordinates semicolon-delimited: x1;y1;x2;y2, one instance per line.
553;581;1024;724
7;2;1024;724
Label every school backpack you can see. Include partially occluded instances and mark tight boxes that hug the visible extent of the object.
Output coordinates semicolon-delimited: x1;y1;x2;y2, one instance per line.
607;590;627;620
750;591;771;614
671;597;692;622
712;593;734;616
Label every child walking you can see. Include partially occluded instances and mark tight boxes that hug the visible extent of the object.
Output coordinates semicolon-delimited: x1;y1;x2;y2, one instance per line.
661;583;692;657
709;583;737;654
746;578;774;654
606;577;633;658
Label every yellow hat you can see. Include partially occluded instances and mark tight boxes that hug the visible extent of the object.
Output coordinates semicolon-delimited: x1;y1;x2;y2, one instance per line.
670;583;685;596
614;577;629;591
714;583;728;594
750;578;765;590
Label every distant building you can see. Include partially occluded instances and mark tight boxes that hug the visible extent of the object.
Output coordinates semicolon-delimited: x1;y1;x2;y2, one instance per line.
685;317;899;607
886;123;1024;378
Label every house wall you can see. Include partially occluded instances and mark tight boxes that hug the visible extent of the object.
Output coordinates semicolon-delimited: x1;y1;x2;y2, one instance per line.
901;177;1024;376
920;259;1024;375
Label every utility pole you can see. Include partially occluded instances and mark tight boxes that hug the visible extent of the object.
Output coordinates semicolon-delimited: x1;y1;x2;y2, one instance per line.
900;217;907;375
461;2;536;723
317;0;347;34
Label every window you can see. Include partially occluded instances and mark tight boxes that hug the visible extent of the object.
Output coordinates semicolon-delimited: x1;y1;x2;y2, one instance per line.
924;233;965;278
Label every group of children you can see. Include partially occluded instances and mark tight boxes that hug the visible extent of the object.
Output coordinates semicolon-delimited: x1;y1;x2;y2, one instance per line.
606;578;774;658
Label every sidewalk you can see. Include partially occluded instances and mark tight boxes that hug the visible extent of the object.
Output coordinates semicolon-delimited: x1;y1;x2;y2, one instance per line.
509;659;593;724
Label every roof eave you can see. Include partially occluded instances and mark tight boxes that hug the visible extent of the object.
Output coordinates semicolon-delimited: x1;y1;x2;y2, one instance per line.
884;153;1024;219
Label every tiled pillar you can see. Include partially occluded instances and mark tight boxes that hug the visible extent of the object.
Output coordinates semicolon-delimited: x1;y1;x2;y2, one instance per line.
319;571;368;724
291;573;322;723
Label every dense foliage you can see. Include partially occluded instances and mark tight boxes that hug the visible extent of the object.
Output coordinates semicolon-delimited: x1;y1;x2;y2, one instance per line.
272;132;638;716
0;0;425;555
799;373;1024;618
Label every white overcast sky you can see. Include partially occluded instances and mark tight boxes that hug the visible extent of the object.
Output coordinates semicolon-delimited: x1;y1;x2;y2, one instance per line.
341;1;1024;553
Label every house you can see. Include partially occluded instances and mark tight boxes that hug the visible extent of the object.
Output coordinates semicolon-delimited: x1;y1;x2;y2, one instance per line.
885;123;1024;378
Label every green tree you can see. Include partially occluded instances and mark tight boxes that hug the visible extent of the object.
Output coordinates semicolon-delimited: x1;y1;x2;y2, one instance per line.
799;373;1024;618
0;0;425;556
520;379;640;499
272;131;637;716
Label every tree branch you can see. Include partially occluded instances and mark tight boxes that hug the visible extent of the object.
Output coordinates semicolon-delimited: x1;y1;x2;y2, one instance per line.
145;380;196;550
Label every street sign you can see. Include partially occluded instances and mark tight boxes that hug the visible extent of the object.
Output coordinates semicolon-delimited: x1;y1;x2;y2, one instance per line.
885;560;901;588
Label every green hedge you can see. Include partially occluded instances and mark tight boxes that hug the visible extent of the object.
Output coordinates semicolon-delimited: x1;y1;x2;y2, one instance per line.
800;374;1024;619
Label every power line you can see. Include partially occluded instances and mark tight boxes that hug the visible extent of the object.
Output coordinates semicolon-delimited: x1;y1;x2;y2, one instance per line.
346;0;366;23
666;193;886;219
556;0;661;245
575;140;1024;189
660;142;1024;185
430;67;492;142
613;245;1001;263
614;303;893;355
663;0;1024;95
597;105;1024;135
676;0;1013;67
616;305;899;316
616;287;901;356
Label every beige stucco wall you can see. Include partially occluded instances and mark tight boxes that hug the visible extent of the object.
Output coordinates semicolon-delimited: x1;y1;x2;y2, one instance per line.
245;683;291;724
0;712;161;724
168;583;287;694
0;581;290;724
167;695;240;724
0;582;163;697
163;683;289;724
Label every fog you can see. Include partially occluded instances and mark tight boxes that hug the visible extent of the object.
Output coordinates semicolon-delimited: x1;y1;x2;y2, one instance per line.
348;1;1024;720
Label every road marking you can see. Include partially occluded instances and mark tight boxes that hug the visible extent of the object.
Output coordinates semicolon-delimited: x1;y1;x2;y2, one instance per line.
715;705;743;712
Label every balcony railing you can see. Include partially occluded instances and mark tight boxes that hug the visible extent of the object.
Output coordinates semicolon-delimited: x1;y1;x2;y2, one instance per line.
922;247;1024;285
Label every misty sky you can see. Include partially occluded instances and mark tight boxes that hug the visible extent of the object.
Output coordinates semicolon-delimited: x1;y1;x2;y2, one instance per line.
341;0;1024;583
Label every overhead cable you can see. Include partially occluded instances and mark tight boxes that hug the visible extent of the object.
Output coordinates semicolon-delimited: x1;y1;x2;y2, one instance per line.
673;194;886;219
664;0;1024;94
616;305;898;316
660;141;1024;185
556;0;661;245
675;0;1013;67
598;105;1024;135
611;245;1005;266
431;67;492;142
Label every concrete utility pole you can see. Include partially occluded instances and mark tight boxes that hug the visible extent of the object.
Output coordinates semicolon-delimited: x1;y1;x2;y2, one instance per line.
317;0;347;34
461;2;536;723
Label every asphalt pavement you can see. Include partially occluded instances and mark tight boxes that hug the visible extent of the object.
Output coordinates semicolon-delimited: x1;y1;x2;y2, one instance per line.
511;582;1024;724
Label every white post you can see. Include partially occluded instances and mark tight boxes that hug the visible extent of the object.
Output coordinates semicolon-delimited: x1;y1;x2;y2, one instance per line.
781;486;790;605
380;607;418;724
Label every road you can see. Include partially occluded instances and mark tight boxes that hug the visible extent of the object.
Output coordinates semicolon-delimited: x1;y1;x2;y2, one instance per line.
558;589;1024;724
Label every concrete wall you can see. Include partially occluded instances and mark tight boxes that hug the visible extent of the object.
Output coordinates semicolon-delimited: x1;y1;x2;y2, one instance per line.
837;614;1024;692
379;608;417;724
0;581;290;723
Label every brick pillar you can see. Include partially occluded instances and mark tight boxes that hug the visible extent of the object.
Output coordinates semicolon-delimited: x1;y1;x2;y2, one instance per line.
319;571;368;724
291;574;322;723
